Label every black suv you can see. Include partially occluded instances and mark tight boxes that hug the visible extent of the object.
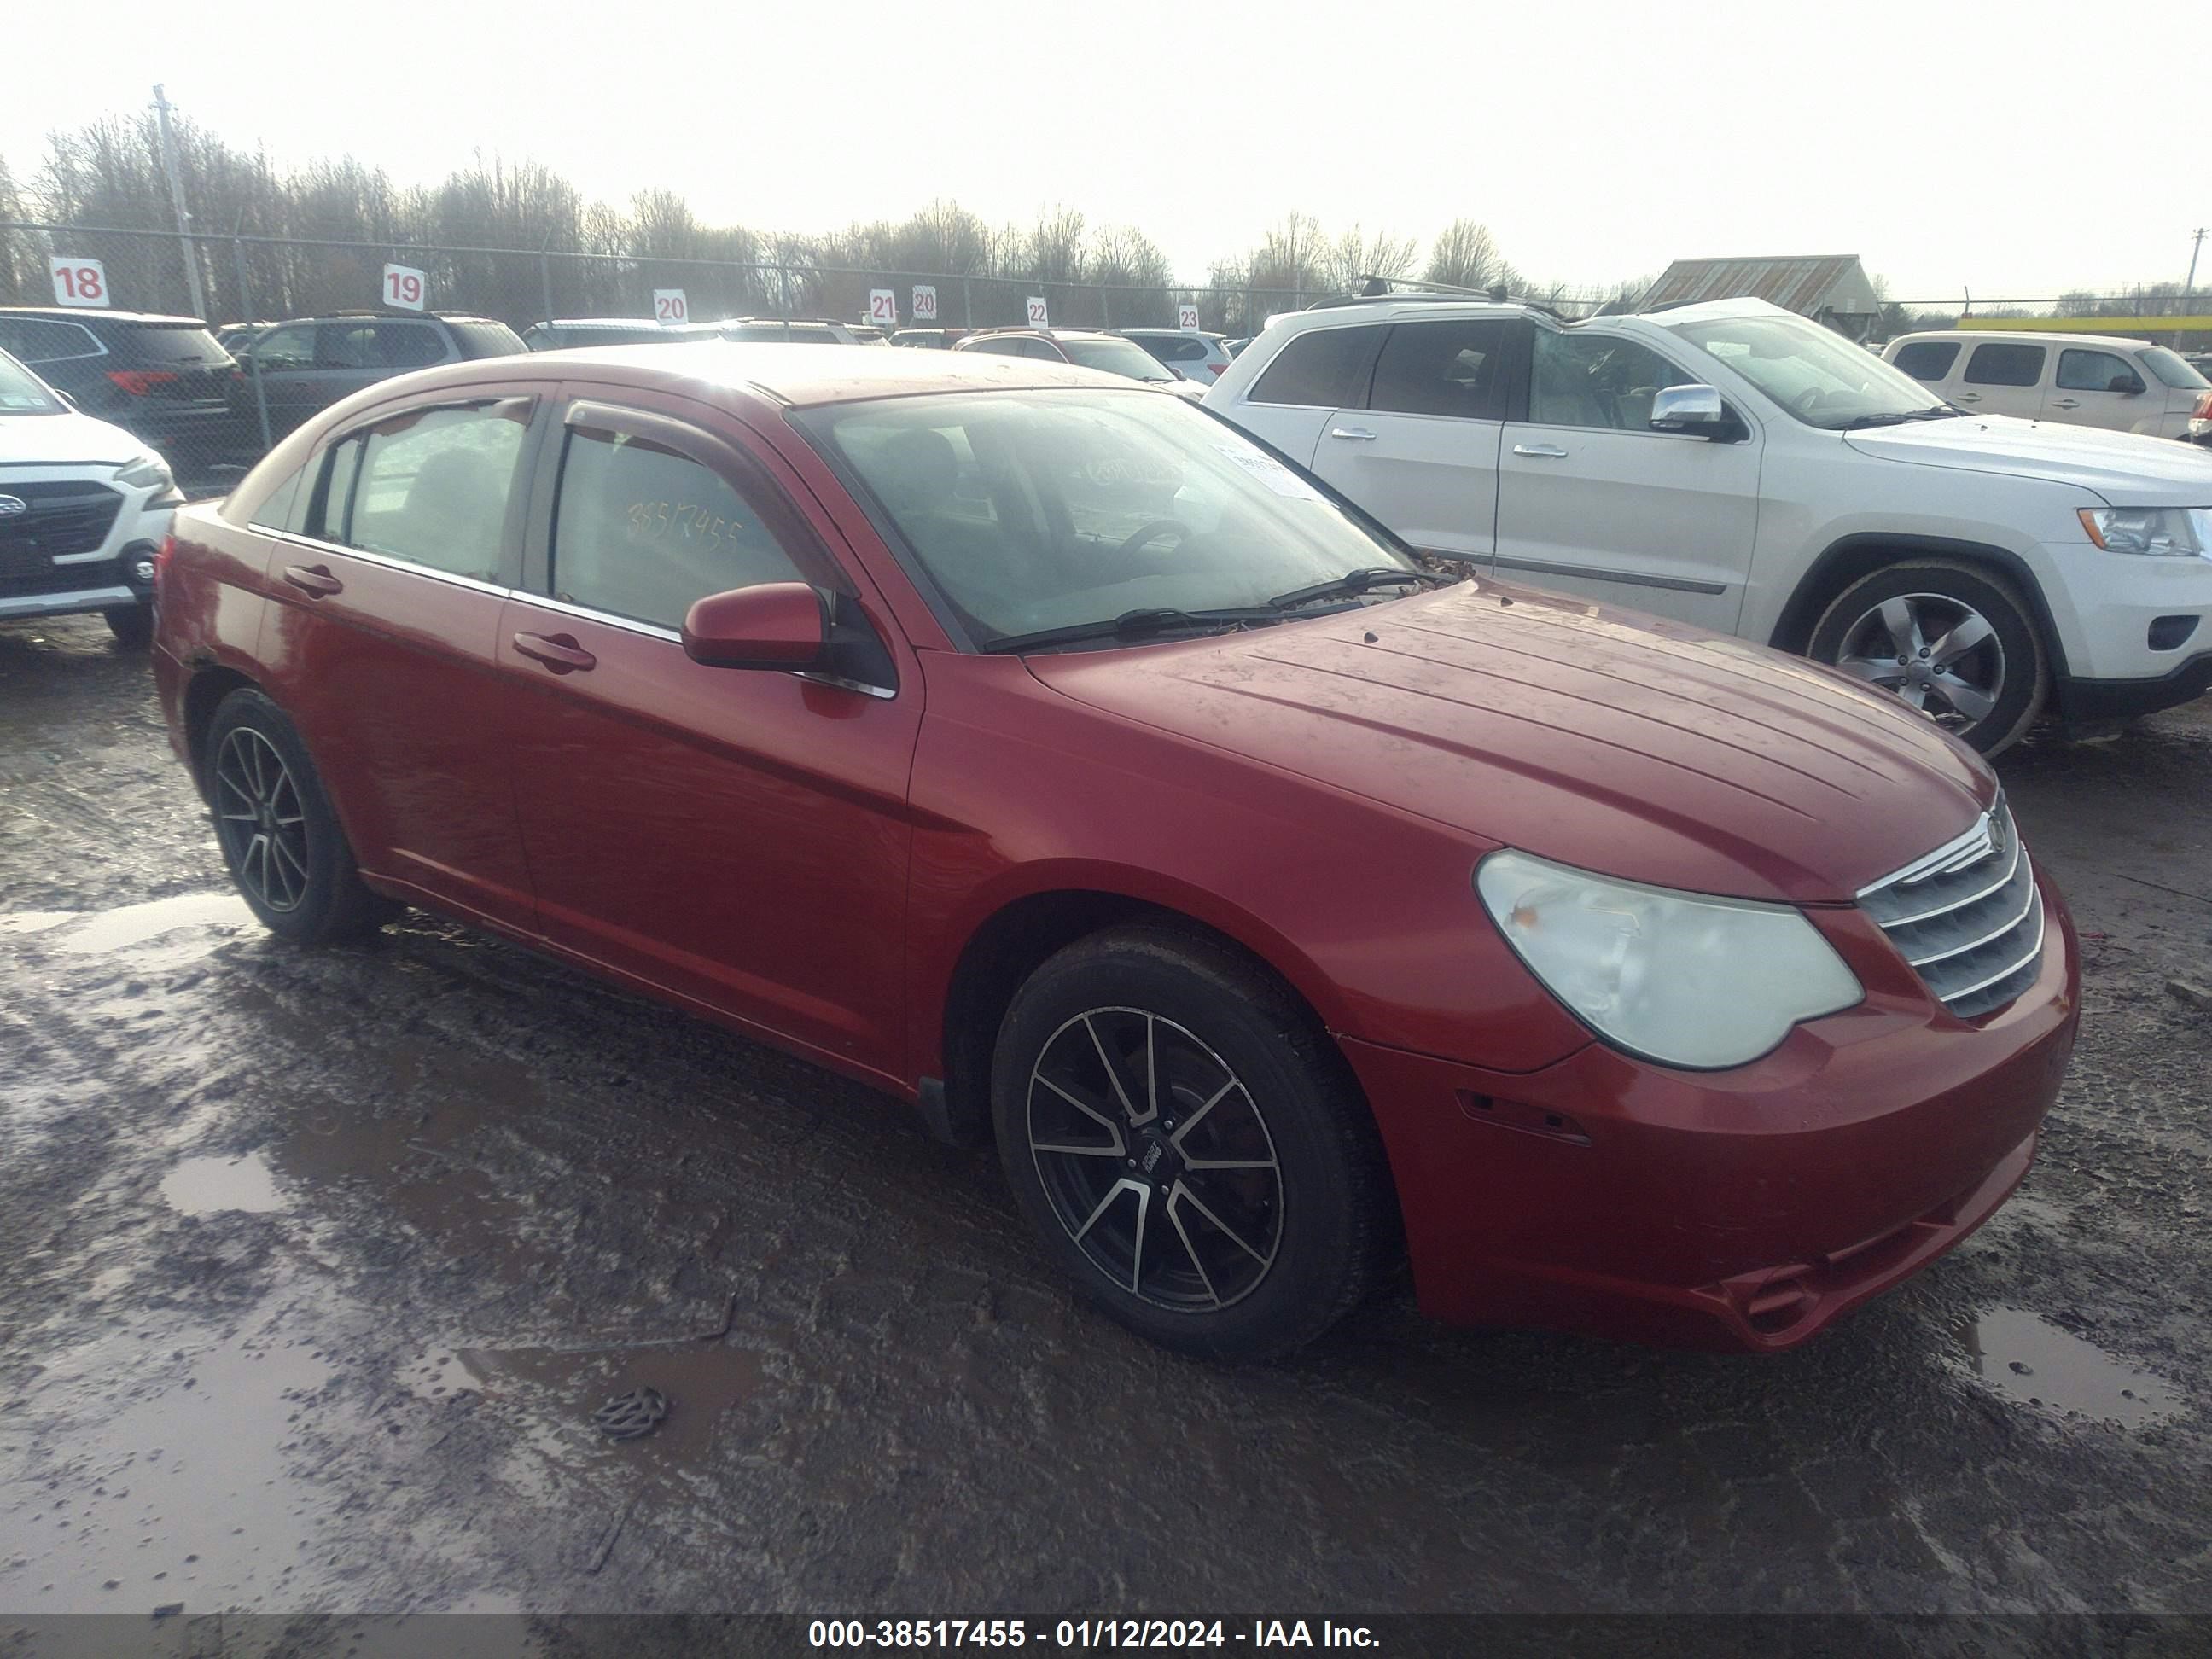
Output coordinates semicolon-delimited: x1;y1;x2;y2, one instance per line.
0;308;238;490
230;311;526;444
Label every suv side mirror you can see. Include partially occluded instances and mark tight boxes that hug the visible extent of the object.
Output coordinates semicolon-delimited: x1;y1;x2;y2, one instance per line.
682;582;827;671
2109;373;2145;396
1650;384;1733;437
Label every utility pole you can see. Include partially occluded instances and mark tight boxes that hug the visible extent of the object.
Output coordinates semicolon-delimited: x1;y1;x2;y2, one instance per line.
2187;227;2208;298
150;84;207;319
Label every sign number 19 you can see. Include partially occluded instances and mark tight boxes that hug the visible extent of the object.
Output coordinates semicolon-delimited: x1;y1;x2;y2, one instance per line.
382;263;428;311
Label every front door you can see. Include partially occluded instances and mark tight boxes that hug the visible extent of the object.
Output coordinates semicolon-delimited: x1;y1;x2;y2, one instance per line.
498;391;922;1083
1493;329;1761;630
2045;346;2150;433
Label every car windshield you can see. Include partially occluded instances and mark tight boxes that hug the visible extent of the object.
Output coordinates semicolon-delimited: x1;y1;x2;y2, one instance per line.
1673;312;1945;428
0;350;63;415
799;388;1418;649
2141;347;2209;391
1059;337;1178;382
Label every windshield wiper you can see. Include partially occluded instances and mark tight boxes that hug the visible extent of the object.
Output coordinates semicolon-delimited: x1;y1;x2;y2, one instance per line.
982;607;1279;655
1839;407;1962;430
1267;566;1455;610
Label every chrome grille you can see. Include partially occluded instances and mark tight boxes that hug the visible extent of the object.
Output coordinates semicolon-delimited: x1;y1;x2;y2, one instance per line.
1859;795;2045;1020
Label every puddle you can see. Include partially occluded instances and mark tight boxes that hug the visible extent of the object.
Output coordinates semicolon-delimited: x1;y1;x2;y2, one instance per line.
160;1153;288;1215
0;911;76;936
1960;1307;2179;1427
54;892;253;955
455;1338;765;1475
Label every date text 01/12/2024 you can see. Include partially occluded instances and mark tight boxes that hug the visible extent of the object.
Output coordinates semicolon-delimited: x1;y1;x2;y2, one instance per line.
806;1621;1381;1649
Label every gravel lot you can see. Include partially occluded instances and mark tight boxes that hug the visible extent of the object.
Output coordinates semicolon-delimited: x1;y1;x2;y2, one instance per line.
2;614;2208;1634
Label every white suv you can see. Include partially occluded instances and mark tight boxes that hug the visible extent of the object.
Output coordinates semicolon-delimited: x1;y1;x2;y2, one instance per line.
1883;329;2211;443
0;347;181;647
1204;295;2212;754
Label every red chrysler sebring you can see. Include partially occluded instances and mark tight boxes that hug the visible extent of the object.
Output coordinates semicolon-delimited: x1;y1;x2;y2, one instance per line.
151;345;2078;1359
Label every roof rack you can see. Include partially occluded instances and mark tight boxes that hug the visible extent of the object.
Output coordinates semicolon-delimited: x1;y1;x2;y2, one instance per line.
1306;276;1575;323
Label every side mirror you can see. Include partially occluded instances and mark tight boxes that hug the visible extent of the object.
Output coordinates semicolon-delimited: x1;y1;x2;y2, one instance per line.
682;582;827;671
1650;383;1731;436
2110;374;2145;396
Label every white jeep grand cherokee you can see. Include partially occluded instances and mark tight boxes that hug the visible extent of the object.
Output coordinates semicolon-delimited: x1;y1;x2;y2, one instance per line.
1205;294;2212;754
0;346;182;648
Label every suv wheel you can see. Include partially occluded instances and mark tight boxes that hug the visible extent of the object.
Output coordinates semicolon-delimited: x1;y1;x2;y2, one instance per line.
990;925;1395;1360
206;688;397;944
103;604;153;649
1807;560;2047;755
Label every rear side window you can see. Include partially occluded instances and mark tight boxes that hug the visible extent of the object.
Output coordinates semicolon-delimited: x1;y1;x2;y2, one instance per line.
249;324;317;370
1964;343;2046;387
248;467;306;533
374;324;448;369
114;323;231;365
447;319;527;358
963;336;1027;357
331;400;532;583
1890;341;1960;381
0;317;103;364
1249;326;1382;408
550;422;818;632
1369;320;1515;420
2055;349;2140;393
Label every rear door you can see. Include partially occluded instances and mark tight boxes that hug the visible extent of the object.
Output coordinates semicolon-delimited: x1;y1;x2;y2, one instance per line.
2044;346;2151;432
1308;317;1521;566
257;387;541;929
1219;321;1386;469
1953;341;2046;418
1493;327;1761;630
497;389;923;1082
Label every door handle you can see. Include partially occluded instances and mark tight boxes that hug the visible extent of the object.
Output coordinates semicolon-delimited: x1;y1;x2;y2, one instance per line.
512;632;597;673
1328;426;1378;441
2050;398;2081;409
1512;444;1570;459
1953;392;1981;402
281;563;342;597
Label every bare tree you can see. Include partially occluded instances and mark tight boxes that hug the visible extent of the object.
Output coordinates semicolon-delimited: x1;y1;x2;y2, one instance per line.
1424;219;1519;293
1325;225;1419;293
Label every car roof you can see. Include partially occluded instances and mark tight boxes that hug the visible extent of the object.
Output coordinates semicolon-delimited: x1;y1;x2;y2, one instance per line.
0;306;209;325
1888;328;2157;352
344;341;1135;410
535;317;714;329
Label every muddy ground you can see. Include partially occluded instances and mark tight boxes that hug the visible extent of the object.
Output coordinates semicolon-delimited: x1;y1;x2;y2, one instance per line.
1;614;2209;1636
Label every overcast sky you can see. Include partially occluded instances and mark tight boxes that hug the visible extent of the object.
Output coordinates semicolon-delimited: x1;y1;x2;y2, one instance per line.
5;0;2201;304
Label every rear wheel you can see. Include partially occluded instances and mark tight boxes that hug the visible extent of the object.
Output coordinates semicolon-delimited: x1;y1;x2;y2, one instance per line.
206;688;396;944
991;925;1396;1360
1807;560;2047;755
103;604;153;649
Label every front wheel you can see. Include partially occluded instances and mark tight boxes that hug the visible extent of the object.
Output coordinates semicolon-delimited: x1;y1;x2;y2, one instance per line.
1807;560;2048;755
991;926;1397;1360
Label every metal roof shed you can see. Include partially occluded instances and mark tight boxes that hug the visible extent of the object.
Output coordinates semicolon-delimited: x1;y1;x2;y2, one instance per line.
1639;255;1880;335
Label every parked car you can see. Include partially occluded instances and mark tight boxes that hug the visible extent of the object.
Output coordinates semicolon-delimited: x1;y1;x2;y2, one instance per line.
718;318;876;345
154;345;2076;1359
521;317;724;351
215;322;275;358
955;329;1205;398
1883;329;2211;442
230;310;525;443
888;329;971;350
1207;295;2212;754
1117;328;1234;383
0;346;183;645
0;307;237;489
1224;337;1254;358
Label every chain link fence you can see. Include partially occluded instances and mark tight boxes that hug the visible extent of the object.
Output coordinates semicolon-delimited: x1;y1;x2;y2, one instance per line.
3;221;1324;492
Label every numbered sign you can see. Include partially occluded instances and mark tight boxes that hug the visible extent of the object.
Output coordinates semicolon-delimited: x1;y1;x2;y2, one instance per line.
382;263;428;311
868;289;898;326
1026;295;1050;327
49;257;109;308
654;289;690;324
1177;303;1202;332
911;284;939;323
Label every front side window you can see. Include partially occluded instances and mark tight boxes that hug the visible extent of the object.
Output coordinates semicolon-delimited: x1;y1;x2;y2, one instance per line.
800;387;1417;649
2055;349;2139;393
335;400;531;582
1248;325;1383;408
1890;340;1961;381
1371;320;1515;421
550;422;818;632
1529;331;1691;430
248;324;317;370
1964;342;2046;387
1673;312;1947;429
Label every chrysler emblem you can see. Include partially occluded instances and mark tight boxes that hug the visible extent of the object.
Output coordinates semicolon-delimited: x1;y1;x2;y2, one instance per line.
0;495;28;518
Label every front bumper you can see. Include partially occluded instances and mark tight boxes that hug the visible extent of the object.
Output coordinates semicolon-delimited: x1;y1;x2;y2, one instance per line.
2057;649;2212;722
1342;873;2079;1351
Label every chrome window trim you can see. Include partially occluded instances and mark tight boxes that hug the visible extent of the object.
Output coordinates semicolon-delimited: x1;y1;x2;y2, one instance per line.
267;529;515;600
519;592;899;699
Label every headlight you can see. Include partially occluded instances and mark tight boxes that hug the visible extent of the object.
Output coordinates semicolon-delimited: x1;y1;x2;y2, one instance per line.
2078;507;2210;557
115;451;174;492
1475;850;1863;1070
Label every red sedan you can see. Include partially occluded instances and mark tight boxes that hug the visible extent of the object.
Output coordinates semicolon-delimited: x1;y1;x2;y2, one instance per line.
152;346;2078;1359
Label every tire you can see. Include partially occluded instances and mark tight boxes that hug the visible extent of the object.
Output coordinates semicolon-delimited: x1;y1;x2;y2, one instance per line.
1806;559;2048;756
103;604;154;649
204;688;397;945
990;924;1396;1360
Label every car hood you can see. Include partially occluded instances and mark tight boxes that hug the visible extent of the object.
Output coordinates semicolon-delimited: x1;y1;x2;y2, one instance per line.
1844;412;2212;501
1024;581;1995;905
0;410;143;468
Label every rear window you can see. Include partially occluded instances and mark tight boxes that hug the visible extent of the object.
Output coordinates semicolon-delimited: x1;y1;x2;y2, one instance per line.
114;322;233;365
1249;325;1383;408
0;317;105;364
1061;337;1177;381
446;319;526;359
1890;340;1960;381
1964;342;2046;387
2140;347;2209;390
